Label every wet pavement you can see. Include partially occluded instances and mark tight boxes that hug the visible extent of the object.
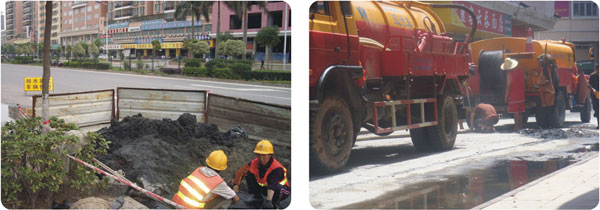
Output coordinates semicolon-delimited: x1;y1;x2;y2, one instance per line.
340;158;577;209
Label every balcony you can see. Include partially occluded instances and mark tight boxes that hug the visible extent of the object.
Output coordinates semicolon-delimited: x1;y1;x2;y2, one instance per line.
23;1;33;8
7;2;14;9
24;7;32;14
72;1;87;9
114;2;134;10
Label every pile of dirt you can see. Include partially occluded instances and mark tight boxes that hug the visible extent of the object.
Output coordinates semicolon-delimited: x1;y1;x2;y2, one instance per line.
96;113;291;208
520;127;598;139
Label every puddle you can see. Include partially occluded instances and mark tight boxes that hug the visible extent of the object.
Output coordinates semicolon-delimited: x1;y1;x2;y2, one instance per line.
341;158;576;209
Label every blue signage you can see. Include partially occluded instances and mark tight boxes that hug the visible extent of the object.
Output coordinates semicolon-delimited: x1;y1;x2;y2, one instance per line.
108;22;129;29
141;20;202;31
185;35;211;40
135;38;163;44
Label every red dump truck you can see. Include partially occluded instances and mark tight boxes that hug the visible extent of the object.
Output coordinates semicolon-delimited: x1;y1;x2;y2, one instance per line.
465;32;592;128
309;1;477;172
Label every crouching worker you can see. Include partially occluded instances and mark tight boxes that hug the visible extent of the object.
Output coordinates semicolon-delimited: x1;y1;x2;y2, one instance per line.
173;150;240;209
470;103;499;132
233;140;290;209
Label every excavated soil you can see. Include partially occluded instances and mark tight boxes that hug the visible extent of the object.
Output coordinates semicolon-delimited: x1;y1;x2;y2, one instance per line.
96;113;291;208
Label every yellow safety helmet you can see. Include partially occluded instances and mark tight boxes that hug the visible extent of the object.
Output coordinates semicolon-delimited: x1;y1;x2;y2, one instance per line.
254;139;274;155
206;150;227;171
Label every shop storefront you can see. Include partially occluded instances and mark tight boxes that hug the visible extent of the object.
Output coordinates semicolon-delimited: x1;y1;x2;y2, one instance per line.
433;1;512;41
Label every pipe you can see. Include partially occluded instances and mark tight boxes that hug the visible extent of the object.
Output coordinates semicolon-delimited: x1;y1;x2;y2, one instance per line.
429;4;477;43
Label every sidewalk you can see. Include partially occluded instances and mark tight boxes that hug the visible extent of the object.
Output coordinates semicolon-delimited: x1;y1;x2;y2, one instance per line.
475;154;599;209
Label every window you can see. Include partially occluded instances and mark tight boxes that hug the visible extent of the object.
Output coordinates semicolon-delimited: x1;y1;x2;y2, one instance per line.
154;3;160;12
94;14;99;19
75;9;78;14
573;1;598;17
64;12;67;16
310;1;330;15
69;11;73;16
204;24;212;33
74;18;77;23
88;6;92;12
229;15;242;29
140;7;145;15
249;12;262;28
95;4;99;9
69;19;73;24
267;11;281;27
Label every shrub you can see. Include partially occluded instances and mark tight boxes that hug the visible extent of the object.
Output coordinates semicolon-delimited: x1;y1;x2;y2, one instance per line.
124;60;131;70
1;117;109;208
205;59;226;71
184;58;202;67
160;67;181;74
182;67;208;77
225;59;254;67
14;56;34;64
231;63;251;75
242;70;291;81
213;67;240;79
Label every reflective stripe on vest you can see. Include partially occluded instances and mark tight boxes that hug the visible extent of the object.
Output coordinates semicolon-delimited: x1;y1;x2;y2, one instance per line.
248;158;290;188
173;167;224;209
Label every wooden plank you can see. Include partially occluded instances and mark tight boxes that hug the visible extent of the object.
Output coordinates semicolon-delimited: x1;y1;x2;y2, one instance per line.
32;90;114;129
33;91;113;106
118;88;206;102
119;99;204;112
119;109;204;122
206;94;291;146
117;88;207;122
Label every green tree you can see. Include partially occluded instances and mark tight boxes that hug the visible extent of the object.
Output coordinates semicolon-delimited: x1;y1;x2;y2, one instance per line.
256;26;281;70
72;43;86;60
65;45;72;62
151;40;162;72
175;1;213;58
218;39;245;59
79;42;89;57
54;47;62;63
224;1;267;60
197;41;210;58
2;43;16;57
88;43;100;62
17;44;34;56
217;31;235;43
93;38;103;48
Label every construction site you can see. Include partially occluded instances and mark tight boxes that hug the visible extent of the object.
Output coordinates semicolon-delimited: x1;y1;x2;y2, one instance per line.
1;87;291;209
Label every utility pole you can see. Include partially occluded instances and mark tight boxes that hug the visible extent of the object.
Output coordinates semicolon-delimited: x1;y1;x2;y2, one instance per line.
283;3;289;71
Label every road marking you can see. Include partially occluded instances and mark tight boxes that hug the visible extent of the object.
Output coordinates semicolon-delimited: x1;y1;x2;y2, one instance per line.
1;64;290;91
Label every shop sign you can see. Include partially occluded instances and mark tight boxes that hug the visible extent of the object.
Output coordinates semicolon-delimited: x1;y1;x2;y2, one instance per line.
100;34;112;38
554;1;570;18
451;1;511;36
129;26;141;32
108;28;128;34
141;20;202;30
135;38;163;44
185;35;211;40
105;44;121;50
108;22;129;29
161;42;183;49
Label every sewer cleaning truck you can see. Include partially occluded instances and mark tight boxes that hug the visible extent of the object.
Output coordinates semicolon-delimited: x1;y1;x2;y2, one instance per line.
466;31;592;129
309;1;477;172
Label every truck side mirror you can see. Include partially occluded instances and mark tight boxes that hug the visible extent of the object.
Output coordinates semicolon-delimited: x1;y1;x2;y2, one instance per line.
469;64;476;76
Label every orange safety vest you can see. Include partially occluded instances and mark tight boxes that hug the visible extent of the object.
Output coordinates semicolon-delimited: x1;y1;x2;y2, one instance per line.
172;167;224;209
248;158;290;188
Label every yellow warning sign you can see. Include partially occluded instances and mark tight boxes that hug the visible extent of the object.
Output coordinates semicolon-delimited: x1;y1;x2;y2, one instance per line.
24;77;53;91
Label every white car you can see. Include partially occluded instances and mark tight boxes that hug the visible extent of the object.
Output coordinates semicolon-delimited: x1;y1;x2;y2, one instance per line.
98;54;108;60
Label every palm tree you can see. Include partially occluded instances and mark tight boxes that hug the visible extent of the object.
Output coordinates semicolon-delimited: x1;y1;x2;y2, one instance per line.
41;1;53;133
224;1;267;60
175;1;213;58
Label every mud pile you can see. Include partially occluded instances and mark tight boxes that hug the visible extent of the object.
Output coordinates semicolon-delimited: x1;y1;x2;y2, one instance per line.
96;113;291;208
520;127;598;139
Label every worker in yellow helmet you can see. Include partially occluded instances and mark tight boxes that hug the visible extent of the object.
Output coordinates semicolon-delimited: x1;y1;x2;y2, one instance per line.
172;150;240;209
233;140;290;209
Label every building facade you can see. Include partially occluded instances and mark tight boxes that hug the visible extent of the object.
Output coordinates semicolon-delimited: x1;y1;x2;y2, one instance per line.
37;1;61;47
5;1;38;43
59;1;108;47
537;1;599;63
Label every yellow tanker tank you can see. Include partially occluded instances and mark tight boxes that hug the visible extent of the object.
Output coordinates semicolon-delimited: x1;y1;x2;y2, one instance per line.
469;37;575;70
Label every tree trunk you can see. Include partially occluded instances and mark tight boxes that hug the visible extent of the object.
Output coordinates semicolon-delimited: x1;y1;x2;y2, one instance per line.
242;3;248;60
266;45;271;70
215;2;221;59
41;1;53;133
189;15;195;58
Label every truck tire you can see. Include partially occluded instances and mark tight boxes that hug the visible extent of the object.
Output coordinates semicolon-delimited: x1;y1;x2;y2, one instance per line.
550;91;566;128
424;94;458;151
310;95;354;172
581;96;592;123
410;127;431;152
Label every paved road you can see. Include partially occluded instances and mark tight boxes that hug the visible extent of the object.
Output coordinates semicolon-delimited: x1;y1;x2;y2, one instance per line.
1;63;290;106
310;112;599;208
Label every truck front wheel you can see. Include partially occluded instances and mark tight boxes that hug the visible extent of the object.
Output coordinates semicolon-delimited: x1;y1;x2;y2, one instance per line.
422;94;457;151
550;91;566;128
310;95;354;172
